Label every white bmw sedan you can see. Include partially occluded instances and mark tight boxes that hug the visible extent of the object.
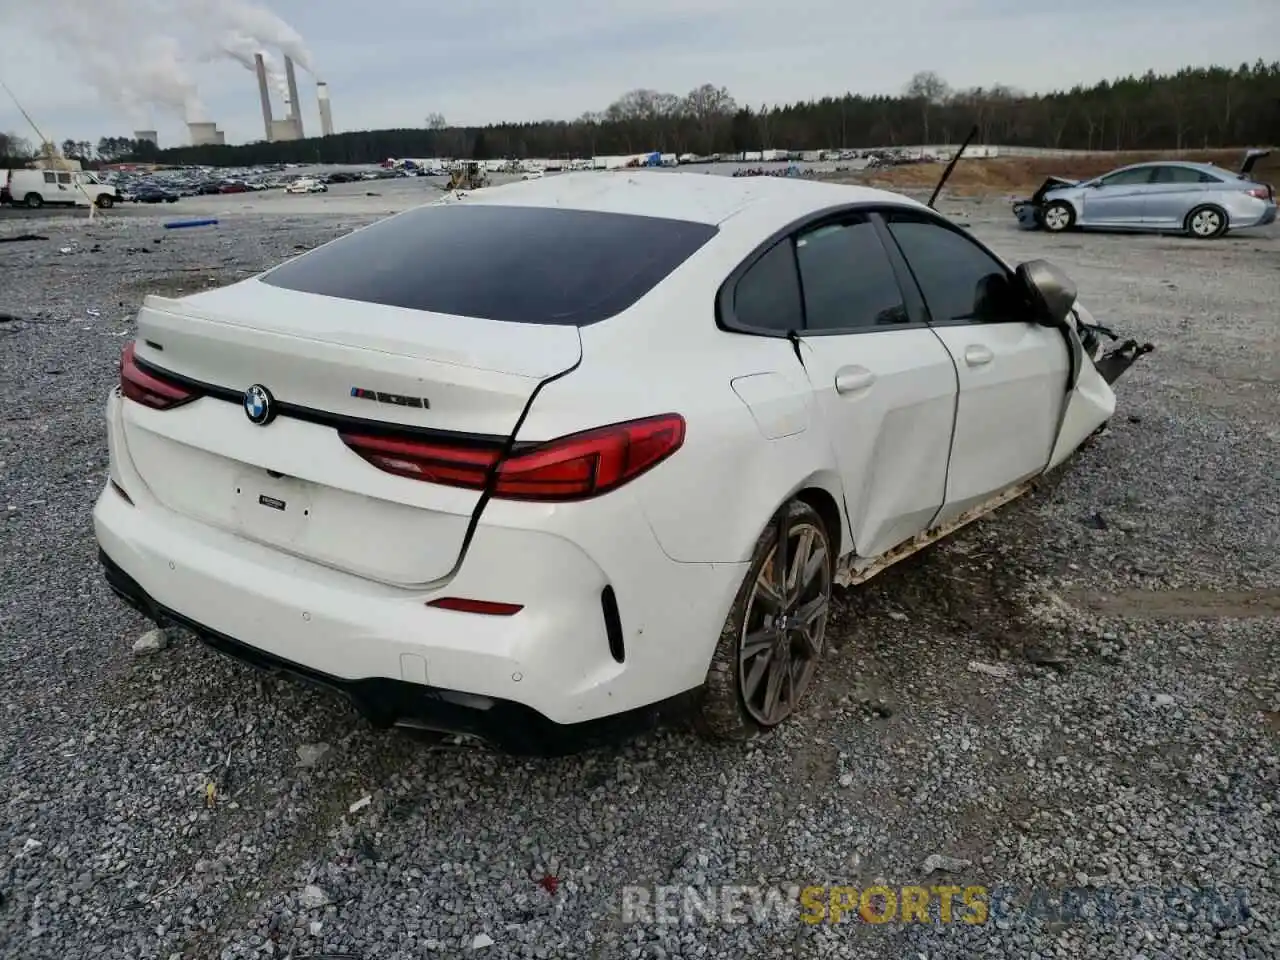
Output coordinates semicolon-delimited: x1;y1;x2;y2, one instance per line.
94;172;1147;753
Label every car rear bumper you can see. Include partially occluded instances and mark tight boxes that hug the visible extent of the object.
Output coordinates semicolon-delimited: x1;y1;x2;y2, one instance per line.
1232;199;1277;229
94;392;747;752
96;547;685;755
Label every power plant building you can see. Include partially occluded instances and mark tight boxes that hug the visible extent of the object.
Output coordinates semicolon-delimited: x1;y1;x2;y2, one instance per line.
255;52;318;141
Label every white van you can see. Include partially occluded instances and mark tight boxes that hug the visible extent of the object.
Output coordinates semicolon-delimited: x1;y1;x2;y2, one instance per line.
1;168;119;208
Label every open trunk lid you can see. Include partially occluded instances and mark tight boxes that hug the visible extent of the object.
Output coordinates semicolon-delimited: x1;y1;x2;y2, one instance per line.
122;284;581;586
1239;148;1271;177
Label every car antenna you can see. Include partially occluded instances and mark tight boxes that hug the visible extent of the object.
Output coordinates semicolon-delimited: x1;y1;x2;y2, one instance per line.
927;125;979;210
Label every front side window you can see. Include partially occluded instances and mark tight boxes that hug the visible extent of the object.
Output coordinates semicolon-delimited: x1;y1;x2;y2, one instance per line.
1098;168;1154;187
885;213;1022;324
794;218;908;331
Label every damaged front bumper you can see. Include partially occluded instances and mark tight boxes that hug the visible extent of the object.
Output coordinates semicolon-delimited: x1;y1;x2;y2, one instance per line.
1077;317;1154;385
1012;176;1078;229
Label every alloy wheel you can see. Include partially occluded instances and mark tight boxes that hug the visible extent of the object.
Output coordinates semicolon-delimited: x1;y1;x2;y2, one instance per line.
738;518;831;726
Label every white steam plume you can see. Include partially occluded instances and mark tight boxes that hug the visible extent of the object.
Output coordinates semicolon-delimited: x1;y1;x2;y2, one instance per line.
213;32;291;102
190;0;315;73
10;1;204;125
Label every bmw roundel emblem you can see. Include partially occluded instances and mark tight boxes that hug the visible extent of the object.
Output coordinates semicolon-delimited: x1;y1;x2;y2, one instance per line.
243;384;276;425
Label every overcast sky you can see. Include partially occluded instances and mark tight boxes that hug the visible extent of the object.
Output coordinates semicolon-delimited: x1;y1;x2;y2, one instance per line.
2;0;1276;148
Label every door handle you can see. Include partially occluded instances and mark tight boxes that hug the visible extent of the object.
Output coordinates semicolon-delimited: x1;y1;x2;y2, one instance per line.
834;366;875;394
964;345;994;367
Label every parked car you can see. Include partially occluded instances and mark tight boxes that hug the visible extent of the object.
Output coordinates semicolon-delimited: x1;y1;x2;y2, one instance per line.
95;174;1148;754
1016;149;1275;239
132;185;180;204
218;181;251;194
284;177;328;194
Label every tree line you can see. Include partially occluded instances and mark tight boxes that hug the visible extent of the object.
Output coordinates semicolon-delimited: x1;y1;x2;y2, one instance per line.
2;61;1277;170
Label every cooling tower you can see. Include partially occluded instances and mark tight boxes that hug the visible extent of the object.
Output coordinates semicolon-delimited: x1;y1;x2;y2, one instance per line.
284;56;304;138
317;82;334;137
254;53;274;142
188;122;221;147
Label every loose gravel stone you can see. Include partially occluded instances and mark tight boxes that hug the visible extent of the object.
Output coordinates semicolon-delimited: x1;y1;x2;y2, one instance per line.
1;185;1276;960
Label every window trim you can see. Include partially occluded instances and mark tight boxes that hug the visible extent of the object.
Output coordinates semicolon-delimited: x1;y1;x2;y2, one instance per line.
716;201;933;339
875;206;1033;329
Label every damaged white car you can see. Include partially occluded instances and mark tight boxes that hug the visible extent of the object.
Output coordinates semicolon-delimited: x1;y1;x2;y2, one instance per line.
94;173;1150;753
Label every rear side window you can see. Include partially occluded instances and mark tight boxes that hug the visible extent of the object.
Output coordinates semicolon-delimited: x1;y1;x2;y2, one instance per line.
732;240;803;333
260;203;718;326
794;219;908;331
1151;166;1219;185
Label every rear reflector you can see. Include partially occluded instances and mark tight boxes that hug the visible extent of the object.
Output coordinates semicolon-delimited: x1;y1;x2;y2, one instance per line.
427;597;524;616
119;342;200;410
340;414;685;501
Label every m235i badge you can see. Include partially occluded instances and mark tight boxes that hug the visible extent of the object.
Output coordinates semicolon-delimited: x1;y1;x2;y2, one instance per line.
350;387;430;409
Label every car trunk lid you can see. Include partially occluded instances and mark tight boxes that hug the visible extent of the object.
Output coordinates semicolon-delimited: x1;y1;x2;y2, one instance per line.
121;286;581;585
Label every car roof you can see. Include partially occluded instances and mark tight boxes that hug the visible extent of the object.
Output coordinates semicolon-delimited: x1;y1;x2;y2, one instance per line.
1109;160;1228;176
456;170;928;228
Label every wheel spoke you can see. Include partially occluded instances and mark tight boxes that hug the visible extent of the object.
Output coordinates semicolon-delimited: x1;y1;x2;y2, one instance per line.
741;628;775;659
773;514;790;591
741;646;773;700
801;543;827;591
795;594;828;627
762;654;787;721
754;570;785;610
786;528;814;598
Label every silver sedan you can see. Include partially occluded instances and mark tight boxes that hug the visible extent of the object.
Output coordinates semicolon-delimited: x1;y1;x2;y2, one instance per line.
1028;152;1275;240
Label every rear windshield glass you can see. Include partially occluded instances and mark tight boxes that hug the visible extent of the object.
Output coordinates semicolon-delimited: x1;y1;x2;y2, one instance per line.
260;202;719;325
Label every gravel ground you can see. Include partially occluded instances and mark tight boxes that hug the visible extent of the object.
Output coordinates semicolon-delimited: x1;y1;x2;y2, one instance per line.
1;188;1277;960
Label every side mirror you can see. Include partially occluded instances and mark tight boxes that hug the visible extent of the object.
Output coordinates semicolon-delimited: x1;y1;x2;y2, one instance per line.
1016;259;1078;327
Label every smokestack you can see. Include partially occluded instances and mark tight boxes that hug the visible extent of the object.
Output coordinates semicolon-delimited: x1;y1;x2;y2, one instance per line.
284;56;304;138
254;53;273;142
317;81;334;137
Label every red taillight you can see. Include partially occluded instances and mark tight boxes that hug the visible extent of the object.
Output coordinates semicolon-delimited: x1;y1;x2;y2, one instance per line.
119;342;199;410
427;597;523;616
339;414;685;502
1245;184;1273;200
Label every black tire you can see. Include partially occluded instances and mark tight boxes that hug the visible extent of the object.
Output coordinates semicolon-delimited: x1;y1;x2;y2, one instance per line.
1042;200;1075;233
1185;204;1227;240
695;499;834;740
24;192;43;209
96;194;114;209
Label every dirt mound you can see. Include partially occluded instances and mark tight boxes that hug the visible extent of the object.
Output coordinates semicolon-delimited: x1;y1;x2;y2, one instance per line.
830;149;1271;196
